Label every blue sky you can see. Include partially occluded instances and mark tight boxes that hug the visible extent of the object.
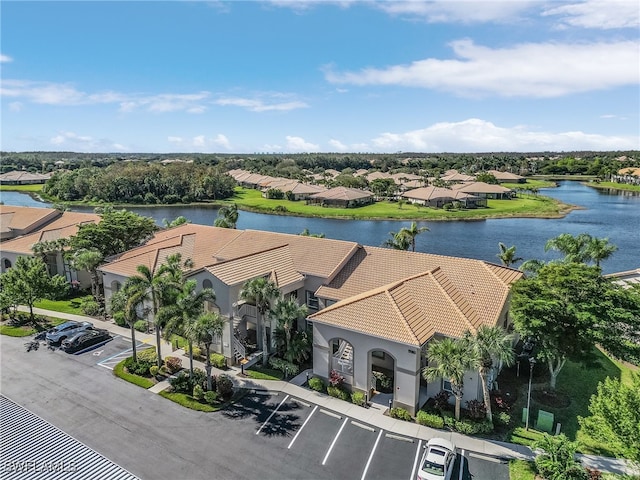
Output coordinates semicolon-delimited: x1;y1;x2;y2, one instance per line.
1;1;639;154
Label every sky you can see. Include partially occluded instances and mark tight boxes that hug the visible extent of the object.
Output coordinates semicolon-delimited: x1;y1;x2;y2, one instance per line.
1;0;639;154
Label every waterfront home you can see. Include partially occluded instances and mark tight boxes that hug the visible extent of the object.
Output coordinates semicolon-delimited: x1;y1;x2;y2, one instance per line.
401;186;483;208
451;182;513;199
486;170;525;183
0;170;52;185
307;186;374;208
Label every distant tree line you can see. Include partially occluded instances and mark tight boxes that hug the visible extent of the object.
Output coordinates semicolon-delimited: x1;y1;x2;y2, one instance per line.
43;162;236;204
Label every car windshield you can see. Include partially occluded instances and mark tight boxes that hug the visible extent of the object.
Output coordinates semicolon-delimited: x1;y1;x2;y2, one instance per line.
421;460;445;476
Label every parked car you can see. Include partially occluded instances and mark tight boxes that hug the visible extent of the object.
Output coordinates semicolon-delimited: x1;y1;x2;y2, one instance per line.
417;438;457;480
61;329;111;353
45;321;94;344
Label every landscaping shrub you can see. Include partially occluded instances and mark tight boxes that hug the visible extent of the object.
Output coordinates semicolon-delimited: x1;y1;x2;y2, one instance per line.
417;411;445;429
494;411;511;427
134;320;148;332
185;344;202;359
453;418;493;435
351;391;366;407
209;352;226;369
204;391;218;405
465;399;487;420
268;357;299;378
164;356;182;374
112;312;127;327
216;374;233;398
328;369;345;388
433;390;451;412
327;386;350;401
372;371;392;393
191;368;208;390
123;357;153;376
79;297;101;316
149;365;159;377
308;377;325;392
137;348;158;364
193;384;204;401
169;372;192;393
442;411;456;428
390;407;412;422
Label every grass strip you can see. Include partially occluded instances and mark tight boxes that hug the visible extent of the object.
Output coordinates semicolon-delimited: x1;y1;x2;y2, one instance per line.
34;296;92;316
113;359;155;389
508;459;537;480
244;366;284;380
159;391;217;412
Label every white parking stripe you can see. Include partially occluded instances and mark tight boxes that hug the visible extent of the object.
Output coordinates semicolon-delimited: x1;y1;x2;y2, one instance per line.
459;449;465;480
256;394;290;435
288;405;318;449
410;439;423;480
322;417;348;465
360;429;383;480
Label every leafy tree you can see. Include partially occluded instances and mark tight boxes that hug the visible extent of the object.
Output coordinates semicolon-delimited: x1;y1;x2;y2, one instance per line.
185;312;225;391
0;256;68;322
271;297;308;361
300;228;325;238
239;277;280;366
67;249;103;300
162;216;190;228
464;326;515;422
369;178;396;198
475;172;498;184
161;280;215;375
586;236;618;267
544;233;592;264
518;258;546;275
31;239;69;272
383;230;411;251
496;242;523;267
579;375;640;465
71;209;157;257
422;336;477;420
214;203;239;229
533;434;587;480
510;263;605;389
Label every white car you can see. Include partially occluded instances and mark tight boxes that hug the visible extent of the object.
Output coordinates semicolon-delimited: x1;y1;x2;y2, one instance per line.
417;438;457;480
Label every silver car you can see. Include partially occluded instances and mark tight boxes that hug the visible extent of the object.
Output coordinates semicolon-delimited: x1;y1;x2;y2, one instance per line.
45;321;94;344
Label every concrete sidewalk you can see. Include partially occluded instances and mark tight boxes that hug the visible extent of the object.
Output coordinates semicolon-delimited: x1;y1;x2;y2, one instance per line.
19;306;636;476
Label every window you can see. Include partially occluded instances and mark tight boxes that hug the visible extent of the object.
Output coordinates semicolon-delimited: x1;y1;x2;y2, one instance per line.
305;290;319;310
442;379;452;393
203;279;213;290
372;351;385;360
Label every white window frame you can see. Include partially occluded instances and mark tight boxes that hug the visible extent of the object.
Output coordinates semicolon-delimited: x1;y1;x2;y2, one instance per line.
305;290;319;310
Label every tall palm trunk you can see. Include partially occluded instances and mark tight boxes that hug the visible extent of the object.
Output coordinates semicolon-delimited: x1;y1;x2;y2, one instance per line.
480;368;493;422
453;384;464;420
188;340;194;376
204;343;213;391
130;324;138;362
260;311;269;366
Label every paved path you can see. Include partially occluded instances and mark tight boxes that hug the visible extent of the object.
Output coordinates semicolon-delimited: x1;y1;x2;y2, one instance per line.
19;306;637;475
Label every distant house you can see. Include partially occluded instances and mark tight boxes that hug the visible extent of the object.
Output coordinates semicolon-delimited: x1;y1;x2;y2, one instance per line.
605;268;640;288
486;170;526;184
401;186;484;208
440;171;475;183
308;187;374;208
0;170;52;185
451;182;513;199
611;167;640;186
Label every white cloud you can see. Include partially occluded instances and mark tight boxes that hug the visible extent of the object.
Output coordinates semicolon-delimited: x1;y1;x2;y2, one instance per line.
324;39;639;97
286;136;319;152
213;134;232;150
367;118;639;152
542;0;640;29
48;131;128;152
329;139;349;151
215;96;308;112
167;133;233;151
0;54;13;63
375;0;537;24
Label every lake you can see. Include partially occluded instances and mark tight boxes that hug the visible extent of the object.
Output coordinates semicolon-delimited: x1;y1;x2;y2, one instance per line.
2;182;638;274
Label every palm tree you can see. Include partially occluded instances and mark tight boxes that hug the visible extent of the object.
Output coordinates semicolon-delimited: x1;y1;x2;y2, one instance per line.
383;231;410;251
586;236;617;267
239;277;280;366
185;311;224;391
422;336;477;420
68;249;103;300
398;222;429;252
270;297;308;359
519;258;545;275
496;243;523;267
161;280;216;375
544;233;592;264
214;203;239;229
113;281;143;362
465;326;515;422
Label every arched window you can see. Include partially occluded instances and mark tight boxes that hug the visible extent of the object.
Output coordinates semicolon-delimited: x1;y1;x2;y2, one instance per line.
330;338;353;376
111;280;122;292
203;279;213;290
2;258;11;271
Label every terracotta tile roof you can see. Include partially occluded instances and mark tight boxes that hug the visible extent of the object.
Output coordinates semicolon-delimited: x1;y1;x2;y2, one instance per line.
0;205;59;235
0;171;52;182
402;186;474;201
487;170;524;181
618;167;640;176
451;182;512;194
207;245;304;287
309;186;373;201
0;210;100;254
314;246;523;342
440;172;475;182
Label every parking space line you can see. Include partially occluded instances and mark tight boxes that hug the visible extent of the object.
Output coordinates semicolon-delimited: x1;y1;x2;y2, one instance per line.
322;416;349;465
459;449;465;480
256;394;289;435
360;429;383;480
351;421;375;432
287;405;318;449
409;439;423;480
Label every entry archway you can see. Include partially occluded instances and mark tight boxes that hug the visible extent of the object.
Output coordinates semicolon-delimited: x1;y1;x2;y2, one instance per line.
369;349;395;403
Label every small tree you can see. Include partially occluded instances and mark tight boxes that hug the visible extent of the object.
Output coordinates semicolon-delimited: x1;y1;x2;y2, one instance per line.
239;277;279;366
533;434;587;480
0;256;68;323
186;312;225;392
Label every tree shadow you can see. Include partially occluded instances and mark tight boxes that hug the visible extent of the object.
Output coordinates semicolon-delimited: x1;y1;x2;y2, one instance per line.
222;393;303;437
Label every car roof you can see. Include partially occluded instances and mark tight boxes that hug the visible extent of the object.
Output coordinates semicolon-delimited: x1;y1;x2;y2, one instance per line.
56;321;80;329
427;438;456;453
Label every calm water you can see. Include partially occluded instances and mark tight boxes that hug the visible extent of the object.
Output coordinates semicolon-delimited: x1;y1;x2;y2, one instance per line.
2;182;638;274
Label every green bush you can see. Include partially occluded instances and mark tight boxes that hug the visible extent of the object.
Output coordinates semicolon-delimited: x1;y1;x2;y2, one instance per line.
417;411;444;429
327;386;350;401
390;407;412;422
193;384;204;400
442;410;456;428
308;377;325;392
169;372;192;393
453;418;493;435
150;365;159;377
351;391;366;407
114;359;155;389
204;391;218;405
164;356;182;374
79;297;101;315
137;348;158;364
185;344;202;359
216;374;234;398
112;312;127;327
134;320;148;332
210;352;226;369
123;357;153;376
494;411;511;427
268;357;299;378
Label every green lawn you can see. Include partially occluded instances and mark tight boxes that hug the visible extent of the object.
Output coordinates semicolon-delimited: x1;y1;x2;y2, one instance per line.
0;316;66;336
34;296;91;316
159;391;217;412
113;359;155;389
508;459;537;480
0;184;44;192
586;181;640;193
221;187;571;221
507;347;637;457
243;366;284;380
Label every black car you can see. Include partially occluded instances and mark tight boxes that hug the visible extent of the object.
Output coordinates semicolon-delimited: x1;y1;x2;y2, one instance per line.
61;329;111;353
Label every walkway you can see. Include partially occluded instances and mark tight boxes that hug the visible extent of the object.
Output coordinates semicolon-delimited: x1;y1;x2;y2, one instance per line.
17;306;636;476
